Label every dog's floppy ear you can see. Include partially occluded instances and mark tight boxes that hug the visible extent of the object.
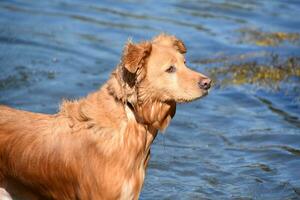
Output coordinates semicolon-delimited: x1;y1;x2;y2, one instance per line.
152;33;187;54
122;41;152;74
110;40;151;105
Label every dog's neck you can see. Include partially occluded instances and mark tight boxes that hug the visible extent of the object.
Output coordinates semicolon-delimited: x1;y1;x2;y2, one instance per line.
106;68;176;132
132;100;176;132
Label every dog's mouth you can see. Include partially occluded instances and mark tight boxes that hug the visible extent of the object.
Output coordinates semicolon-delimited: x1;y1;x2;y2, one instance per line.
175;89;209;103
202;89;209;96
197;89;209;100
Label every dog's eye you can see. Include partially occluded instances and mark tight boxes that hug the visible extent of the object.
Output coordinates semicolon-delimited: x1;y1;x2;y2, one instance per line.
165;65;176;73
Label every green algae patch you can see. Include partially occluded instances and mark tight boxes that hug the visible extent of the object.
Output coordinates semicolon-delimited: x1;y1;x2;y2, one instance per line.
238;28;300;46
207;57;300;89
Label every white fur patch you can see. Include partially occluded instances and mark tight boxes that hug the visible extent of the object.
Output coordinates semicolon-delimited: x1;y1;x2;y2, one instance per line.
120;179;134;200
0;188;12;200
125;104;136;122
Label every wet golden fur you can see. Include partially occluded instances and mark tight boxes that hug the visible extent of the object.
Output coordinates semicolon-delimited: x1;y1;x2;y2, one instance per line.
0;34;210;200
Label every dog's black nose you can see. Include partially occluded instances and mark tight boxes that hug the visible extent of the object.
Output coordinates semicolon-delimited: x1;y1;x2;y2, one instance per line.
199;78;211;90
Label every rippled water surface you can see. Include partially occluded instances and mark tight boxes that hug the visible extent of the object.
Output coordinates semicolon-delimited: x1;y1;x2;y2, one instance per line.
1;0;300;199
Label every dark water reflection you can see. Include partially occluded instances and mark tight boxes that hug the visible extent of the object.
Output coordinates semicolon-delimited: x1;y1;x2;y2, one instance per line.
0;0;300;199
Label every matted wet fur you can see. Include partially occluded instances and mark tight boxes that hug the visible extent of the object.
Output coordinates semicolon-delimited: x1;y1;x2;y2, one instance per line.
0;34;211;200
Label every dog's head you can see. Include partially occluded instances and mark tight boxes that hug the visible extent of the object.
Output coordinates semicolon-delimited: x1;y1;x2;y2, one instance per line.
107;33;211;130
120;33;211;104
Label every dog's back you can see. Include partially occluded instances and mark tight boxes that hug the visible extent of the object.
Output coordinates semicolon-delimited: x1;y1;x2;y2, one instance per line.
0;106;37;198
0;106;53;199
0;105;43;150
0;106;86;199
0;105;52;150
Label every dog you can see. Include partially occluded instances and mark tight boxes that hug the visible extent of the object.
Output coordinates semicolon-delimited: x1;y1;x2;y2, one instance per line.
0;34;211;200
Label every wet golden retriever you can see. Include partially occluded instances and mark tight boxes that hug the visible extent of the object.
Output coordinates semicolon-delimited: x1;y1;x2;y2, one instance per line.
0;34;211;200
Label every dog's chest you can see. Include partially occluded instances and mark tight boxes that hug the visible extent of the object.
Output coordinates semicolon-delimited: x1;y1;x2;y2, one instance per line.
119;179;135;200
119;166;145;200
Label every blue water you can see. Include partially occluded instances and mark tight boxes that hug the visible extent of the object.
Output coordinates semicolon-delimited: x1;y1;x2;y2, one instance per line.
0;0;300;199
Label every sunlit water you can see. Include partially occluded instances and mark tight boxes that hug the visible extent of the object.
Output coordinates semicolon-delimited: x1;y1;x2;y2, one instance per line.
0;0;300;199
